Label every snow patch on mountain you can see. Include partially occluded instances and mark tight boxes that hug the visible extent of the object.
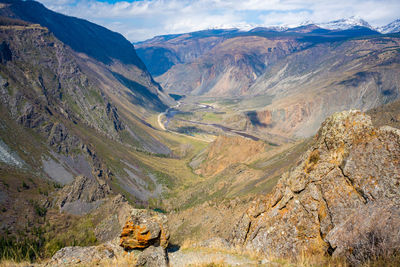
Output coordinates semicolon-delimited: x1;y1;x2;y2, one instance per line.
316;16;372;30
378;19;400;34
0;139;25;168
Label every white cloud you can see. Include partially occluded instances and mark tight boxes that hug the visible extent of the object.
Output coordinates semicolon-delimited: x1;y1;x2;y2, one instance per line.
37;0;400;42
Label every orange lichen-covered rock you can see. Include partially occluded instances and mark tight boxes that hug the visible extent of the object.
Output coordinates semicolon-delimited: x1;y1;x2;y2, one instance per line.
120;222;152;249
119;209;169;250
231;111;400;263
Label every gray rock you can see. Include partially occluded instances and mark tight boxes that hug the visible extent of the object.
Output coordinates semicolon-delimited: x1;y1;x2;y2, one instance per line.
57;175;111;215
136;246;168;267
47;245;115;266
327;200;400;265
42;156;74;185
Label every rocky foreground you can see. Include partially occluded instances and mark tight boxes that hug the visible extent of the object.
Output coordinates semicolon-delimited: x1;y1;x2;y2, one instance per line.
42;110;400;266
47;208;170;266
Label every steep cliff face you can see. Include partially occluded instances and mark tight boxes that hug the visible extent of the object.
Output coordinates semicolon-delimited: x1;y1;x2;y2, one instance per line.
231;111;400;263
135;29;241;76
155;36;304;97
0;24;123;140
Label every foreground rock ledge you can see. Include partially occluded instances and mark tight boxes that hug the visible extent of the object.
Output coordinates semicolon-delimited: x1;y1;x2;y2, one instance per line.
120;209;170;250
231;110;400;264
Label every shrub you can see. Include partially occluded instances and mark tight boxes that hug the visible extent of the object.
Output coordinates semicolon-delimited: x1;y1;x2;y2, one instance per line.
347;227;400;266
22;181;29;190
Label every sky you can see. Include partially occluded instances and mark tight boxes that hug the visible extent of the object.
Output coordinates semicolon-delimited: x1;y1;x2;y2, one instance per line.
37;0;400;42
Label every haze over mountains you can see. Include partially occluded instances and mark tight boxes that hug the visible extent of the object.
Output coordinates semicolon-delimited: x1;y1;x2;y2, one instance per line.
0;0;400;266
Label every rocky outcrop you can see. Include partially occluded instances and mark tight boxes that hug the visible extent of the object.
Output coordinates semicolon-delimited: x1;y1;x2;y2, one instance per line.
93;194;134;243
48;238;169;267
120;209;169;250
48;200;170;266
56;175;111;215
230;110;400;263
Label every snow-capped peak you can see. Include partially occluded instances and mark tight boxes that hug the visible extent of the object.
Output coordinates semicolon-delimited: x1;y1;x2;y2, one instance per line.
299;20;315;26
316;16;372;30
377;19;400;34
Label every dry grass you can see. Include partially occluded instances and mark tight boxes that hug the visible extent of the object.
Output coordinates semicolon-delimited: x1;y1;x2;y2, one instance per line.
0;260;33;267
179;242;350;267
1;246;399;266
84;255;138;267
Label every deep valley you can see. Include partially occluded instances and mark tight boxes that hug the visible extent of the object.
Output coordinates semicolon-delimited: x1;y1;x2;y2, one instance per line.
0;0;399;266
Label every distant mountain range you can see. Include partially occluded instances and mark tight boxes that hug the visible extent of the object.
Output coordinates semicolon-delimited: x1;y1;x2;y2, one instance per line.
135;17;399;48
317;17;400;33
136;18;400;138
315;16;373;30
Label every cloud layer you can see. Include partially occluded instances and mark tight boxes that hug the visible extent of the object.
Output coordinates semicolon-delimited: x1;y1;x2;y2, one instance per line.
38;0;400;42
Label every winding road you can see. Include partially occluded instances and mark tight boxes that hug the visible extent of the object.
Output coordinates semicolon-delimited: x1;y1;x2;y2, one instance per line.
157;101;181;131
157;101;215;142
157;100;261;142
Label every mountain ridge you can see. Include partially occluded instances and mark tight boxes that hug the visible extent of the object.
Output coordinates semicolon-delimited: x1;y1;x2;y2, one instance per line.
1;0;145;67
136;23;400;140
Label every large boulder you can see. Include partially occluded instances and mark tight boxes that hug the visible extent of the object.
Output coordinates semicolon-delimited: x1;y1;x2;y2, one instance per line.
230;110;400;262
48;207;171;266
120;209;170;250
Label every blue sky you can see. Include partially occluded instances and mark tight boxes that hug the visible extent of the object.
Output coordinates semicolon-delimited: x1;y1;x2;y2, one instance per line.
38;0;400;42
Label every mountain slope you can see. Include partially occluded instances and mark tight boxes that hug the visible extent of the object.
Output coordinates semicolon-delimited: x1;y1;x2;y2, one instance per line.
378;19;400;34
0;19;163;211
248;34;400;137
0;0;173;113
135;29;240;76
0;4;184;259
157;35;305;96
